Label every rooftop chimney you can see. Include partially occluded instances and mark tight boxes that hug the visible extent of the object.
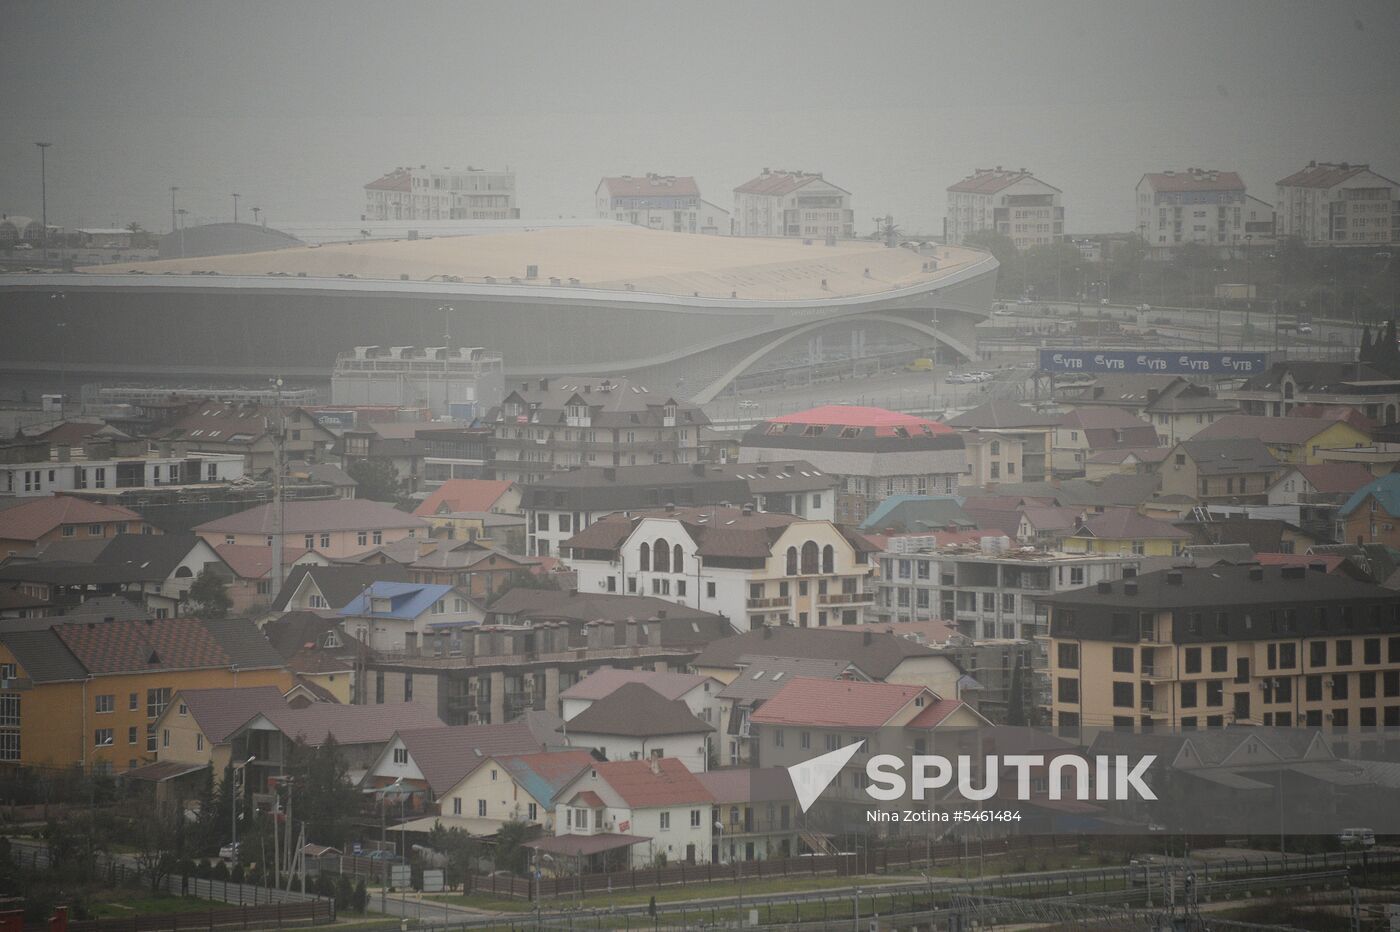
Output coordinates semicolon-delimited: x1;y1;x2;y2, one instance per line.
1166;570;1184;586
1248;567;1264;581
1097;580;1113;594
1123;566;1137;578
1124;581;1138;596
863;631;873;645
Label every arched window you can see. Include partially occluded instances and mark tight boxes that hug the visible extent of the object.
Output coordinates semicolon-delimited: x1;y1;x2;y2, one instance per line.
174;566;194;578
639;542;650;571
786;547;798;576
673;544;684;574
801;541;820;575
653;538;670;573
822;544;835;574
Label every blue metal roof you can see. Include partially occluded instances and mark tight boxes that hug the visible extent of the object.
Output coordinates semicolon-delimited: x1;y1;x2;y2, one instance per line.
338;581;455;620
1339;474;1400;518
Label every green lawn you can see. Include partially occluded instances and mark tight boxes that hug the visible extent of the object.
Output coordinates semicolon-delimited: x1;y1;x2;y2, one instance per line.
86;894;220;919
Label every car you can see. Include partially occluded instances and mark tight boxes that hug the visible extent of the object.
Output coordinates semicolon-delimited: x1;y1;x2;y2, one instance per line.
1297;323;1313;334
737;400;759;409
367;848;397;860
1136;304;1151;312
219;841;241;860
944;373;969;384
13;243;33;251
1016;297;1032;305
992;307;1013;317
1100;298;1110;306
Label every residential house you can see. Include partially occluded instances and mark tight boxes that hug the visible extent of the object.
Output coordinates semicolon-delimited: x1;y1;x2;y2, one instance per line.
563;506;879;631
1267;463;1374;542
1084;446;1172;480
339;421;494;495
858;496;975;535
153;684;288;772
733;169;853;239
1176;516;1320;555
551;758;715;869
0;495;153;557
361;721;551;814
270;563;412;614
1062;508;1192;557
1158;438;1280;505
1227;360;1400;425
0;586;54;619
946;167;1064;250
946;402;1059;485
1046;565;1400;734
697;768;800;863
1274;161;1399;247
560;682;714;771
714;655;865;767
194;500;430;559
1055;374;1237;446
1339;474;1400;548
404;542;537;602
153;402;337;473
521;461;837;558
560;669;723;729
262;611;364;702
0;439;244;499
441;749;595;831
1193;415;1370;466
490;378;709;486
0;617;292;773
365;593;732;725
596;174;729;235
1134;169;1250;256
739;406;965;524
1052;408;1159;478
215;544;329;616
692;626;966;705
413;479;520;538
338;581;483;654
227;701;444;794
286;460;357;500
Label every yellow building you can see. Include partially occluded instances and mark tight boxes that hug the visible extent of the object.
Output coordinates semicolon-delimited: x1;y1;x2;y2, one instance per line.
1060;507;1190;557
1193;415;1370;466
154;684;289;773
0;618;292;773
1046;565;1400;733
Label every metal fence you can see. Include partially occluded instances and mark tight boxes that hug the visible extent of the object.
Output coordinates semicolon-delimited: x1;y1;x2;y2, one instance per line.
23;900;334;932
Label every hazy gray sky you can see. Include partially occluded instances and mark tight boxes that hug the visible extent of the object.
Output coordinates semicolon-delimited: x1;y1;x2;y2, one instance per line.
3;0;1398;236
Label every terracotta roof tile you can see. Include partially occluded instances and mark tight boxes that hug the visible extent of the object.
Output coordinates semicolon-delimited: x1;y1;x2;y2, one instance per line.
0;496;142;544
749;677;930;729
592;758;713;808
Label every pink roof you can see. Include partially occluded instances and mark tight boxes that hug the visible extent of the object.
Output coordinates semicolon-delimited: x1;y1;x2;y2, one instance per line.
599;176;700;198
414;479;516;517
749;678;930;729
907;698;972;729
1276;162;1383;188
592;758;714;808
0;495;142;543
1293;463;1375;495
734;170;836;197
560;668;710;702
215;543;312;579
571;790;606;808
1140;170;1245;193
1253;553;1345;573
947;169;1057;195
768;406;954;437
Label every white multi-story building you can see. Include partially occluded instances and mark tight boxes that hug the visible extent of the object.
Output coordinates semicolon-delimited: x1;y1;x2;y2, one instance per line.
1;447;245;498
563;505;878;632
553;758;715;868
363;165;518;221
945;167;1063;250
1135;169;1250;256
331;345;506;420
1275;161;1399;246
595;175;730;234
732;169;853;239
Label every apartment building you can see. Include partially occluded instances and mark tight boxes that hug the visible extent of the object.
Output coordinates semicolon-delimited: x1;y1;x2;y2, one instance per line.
1046;565;1400;734
1135;169;1249;255
1227;360;1400;425
0;442;244;499
0;495;153;556
946;402;1058;484
491;378;709;486
945;167;1064;250
363;165;518;221
1339;474;1400;548
154;403;337;474
1275;161;1399;246
595;174;730;234
563;505;879;631
521;461;836;558
194;500;430;558
1051;408;1159;478
740;406;966;525
331;345;506;420
1157;438;1279;505
732;169;853;239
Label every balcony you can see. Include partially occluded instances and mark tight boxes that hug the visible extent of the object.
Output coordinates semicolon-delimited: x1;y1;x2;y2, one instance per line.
713;817;794;837
819;591;874;606
746;597;789;609
1141;662;1176;682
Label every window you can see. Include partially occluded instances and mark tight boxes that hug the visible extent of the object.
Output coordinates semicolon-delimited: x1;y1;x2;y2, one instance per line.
773;729;784;748
1184;647;1201;674
706;582;716;599
1206;681;1223;707
94;728;114;747
393;747;409;765
1311;641;1327;667
528;802;538;821
95;694;114;714
1112;682;1134;708
146;687;171;719
1337;640;1353;665
1180;682;1198;708
358;531;368;546
1057;678;1079;703
1057;643;1079;669
659;811;670;830
1365;638;1381;665
1112;647;1133;673
162;729;170;748
477;799;487;817
690;809;701;827
800;731;810;749
1211;646;1228;673
0;695;18;727
453;798;463;815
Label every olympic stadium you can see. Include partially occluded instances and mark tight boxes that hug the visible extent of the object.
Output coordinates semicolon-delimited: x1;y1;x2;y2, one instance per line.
0;225;998;403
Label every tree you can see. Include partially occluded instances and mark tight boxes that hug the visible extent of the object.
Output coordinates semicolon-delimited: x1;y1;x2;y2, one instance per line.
486;569;560;606
1005;659;1027;727
428;822;477;889
286;736;361;849
346;458;403;503
186;567;232;619
494;819;535;876
961;229;1022;297
131;812;182;891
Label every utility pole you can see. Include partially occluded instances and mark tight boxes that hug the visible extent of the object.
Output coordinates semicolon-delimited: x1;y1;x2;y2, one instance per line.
232;193;240;223
270;378;286;604
252;206;261;226
35;142;52;254
176;209;188;258
169;186;179;234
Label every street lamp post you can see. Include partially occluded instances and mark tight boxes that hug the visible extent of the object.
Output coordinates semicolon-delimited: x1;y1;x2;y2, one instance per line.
35;143;52;255
231;756;255;868
853;885;862;932
169;186;179;235
232;193;241;223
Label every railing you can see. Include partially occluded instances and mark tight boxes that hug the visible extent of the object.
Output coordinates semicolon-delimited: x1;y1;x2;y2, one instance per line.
820;591;874;605
746;597;789;608
26;900;334;932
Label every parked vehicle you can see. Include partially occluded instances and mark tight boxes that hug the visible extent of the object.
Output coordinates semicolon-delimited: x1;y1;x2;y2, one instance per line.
1338;827;1375;847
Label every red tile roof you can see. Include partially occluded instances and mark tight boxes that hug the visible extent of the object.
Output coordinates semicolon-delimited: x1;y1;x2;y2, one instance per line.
1074;507;1190;541
599;176;700;198
560;668;711;702
768;405;955;437
592;758;714;808
947;169;1059;195
1276;162;1375;188
195;500;428;535
907;698;973;728
0;496;142;543
749;678;930;729
1140;170;1245;193
365;168;412;192
734;170;843;197
413;480;516;517
1293;463;1375;495
55;618;233;674
1253;552;1345;573
215;543;311;579
571;790;607;808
